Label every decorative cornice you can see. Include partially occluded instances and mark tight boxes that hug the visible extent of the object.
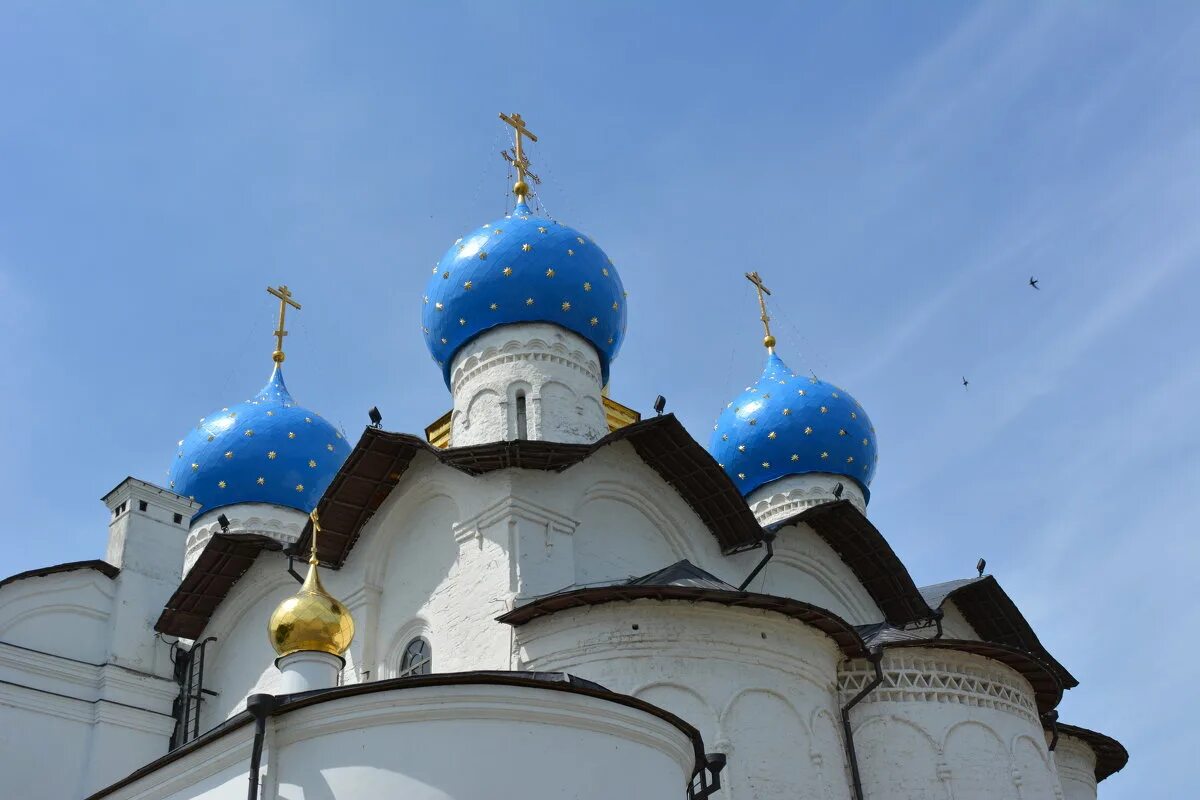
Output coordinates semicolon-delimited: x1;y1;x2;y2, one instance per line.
451;329;602;395
452;495;578;545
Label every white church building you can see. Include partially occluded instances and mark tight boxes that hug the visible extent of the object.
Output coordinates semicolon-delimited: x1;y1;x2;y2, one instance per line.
0;114;1126;800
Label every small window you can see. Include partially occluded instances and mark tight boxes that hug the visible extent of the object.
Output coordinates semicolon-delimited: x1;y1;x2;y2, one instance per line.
399;637;432;678
515;390;528;440
138;500;148;512
173;513;183;525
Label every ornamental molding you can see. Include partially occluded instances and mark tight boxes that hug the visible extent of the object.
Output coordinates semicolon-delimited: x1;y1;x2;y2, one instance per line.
184;504;307;574
749;477;866;524
838;649;1040;725
451;330;602;395
452;494;578;546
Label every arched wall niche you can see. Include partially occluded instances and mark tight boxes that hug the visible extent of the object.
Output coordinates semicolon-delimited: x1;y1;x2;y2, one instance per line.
571;480;696;586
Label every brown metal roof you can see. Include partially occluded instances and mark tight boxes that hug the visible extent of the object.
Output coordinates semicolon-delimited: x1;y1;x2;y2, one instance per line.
154;534;282;639
771;501;932;627
882;638;1063;715
0;559;119;590
1055;722;1129;782
295;414;763;566
919;576;1078;689
497;584;869;659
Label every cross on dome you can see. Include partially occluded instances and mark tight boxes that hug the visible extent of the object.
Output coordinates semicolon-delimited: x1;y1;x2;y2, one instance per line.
745;271;776;352
499;112;541;201
267;284;302;364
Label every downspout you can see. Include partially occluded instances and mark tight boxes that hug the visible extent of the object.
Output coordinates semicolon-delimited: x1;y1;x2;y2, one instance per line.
1044;709;1059;752
738;531;776;591
842;650;884;800
245;693;278;800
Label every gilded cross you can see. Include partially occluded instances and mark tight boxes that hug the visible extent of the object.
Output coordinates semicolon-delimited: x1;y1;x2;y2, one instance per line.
499;112;541;199
745;271;776;352
267;284;302;364
309;509;321;565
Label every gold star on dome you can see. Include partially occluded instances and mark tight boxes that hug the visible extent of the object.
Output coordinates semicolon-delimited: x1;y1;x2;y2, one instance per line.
459;317;467;326
737;472;746;480
737;444;747;452
442;271;450;279
589;316;599;326
295;484;304;492
577;236;585;244
782;408;791;415
207;435;215;441
583;282;592;291
267;410;275;416
327;443;334;451
819;406;828;414
607;337;614;344
493;228;503;235
767;431;777;439
762;461;770;468
526;297;535;306
561;301;571;311
546;268;556;278
435;302;444;311
567;249;574;256
463;281;473;290
538;226;547;234
721;434;729;441
839;429;847;436
477;252;487;261
831;392;839;399
820;451;829;460
748;418;757;426
256;476;265;485
602;268;609;277
190;463;199;471
522;243;532;251
441;337;448;344
503;267;513;276
336;431;343;439
862;438;870;446
850;412;857;419
804;427;813;435
308;459;317;468
224;451;233;459
847;456;855;464
169;480;175;489
268;451;277;459
490;303;499;311
612;302;619;311
305;417;312;424
790;454;799;461
798;389;806;396
218;481;226;489
244;429;254;437
288;432;296;439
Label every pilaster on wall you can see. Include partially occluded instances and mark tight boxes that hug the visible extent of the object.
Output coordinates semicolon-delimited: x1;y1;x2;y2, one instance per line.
452;494;579;600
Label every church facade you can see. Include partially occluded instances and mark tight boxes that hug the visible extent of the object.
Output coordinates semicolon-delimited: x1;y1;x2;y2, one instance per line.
0;115;1126;800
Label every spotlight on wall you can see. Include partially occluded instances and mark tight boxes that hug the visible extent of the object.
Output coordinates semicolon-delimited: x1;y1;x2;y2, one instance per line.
976;557;986;577
368;406;383;428
832;482;844;500
653;395;666;416
217;514;230;533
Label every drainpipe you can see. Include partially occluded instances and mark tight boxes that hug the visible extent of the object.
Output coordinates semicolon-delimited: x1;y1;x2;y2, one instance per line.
932;608;945;640
245;693;278;800
738;531;776;591
842;650;884;800
1044;709;1059;752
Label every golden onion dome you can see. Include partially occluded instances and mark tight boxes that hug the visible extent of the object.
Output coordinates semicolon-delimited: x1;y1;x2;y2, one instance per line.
268;511;354;658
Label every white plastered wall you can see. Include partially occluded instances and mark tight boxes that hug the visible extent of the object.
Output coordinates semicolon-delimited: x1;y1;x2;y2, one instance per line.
449;322;607;445
184;503;307;575
516;600;853;800
1052;733;1098;800
839;647;1060;800
749;473;868;522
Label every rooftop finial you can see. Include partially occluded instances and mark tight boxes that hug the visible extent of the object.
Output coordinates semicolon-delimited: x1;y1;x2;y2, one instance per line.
267;284;302;364
309;508;321;566
499;112;541;202
745;271;776;352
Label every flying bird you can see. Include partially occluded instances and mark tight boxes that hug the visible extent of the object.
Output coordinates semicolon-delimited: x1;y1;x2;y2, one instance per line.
1029;276;1040;290
962;376;969;390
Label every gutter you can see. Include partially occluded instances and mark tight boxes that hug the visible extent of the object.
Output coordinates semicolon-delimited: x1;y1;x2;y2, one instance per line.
737;531;776;591
245;693;278;800
842;650;884;800
1043;709;1059;752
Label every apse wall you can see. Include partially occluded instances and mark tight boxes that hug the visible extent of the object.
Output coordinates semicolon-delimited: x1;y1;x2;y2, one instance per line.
515;600;853;800
1053;733;1098;800
839;648;1059;800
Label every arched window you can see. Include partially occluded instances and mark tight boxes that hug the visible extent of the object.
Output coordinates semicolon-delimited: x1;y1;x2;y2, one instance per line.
515;389;528;439
399;637;432;677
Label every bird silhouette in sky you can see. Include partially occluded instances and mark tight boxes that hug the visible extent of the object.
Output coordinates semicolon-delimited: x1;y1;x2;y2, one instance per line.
1029;276;1040;290
962;376;970;390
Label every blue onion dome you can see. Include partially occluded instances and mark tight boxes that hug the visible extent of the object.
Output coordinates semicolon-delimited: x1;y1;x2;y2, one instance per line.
422;201;627;387
167;366;352;516
708;352;879;500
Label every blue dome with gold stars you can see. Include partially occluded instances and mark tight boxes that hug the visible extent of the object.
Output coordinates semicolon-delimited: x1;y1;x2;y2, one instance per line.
422;201;627;387
167;366;352;516
708;353;878;499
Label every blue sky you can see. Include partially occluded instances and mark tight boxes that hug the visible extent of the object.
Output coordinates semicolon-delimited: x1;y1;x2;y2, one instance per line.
1;3;1196;794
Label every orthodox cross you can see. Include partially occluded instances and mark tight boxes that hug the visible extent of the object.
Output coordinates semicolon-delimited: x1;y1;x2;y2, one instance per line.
499;112;541;199
308;509;321;566
267;284;302;364
745;271;776;352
